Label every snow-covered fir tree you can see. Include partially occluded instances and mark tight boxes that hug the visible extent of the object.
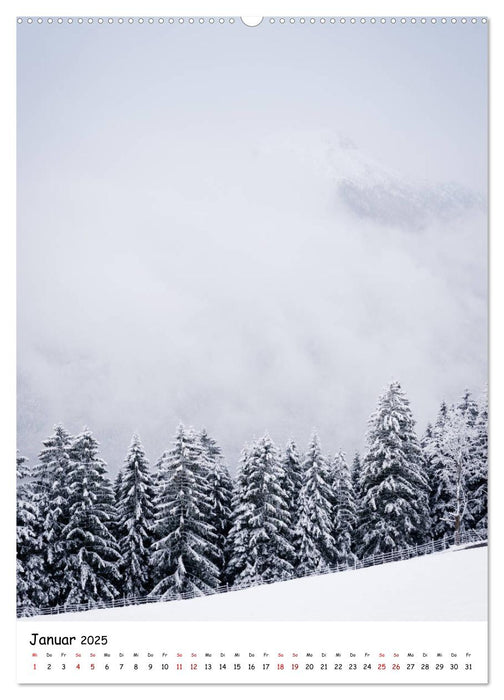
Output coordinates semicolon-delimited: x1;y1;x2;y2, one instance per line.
467;390;488;531
351;452;362;499
455;388;487;531
426;395;480;542
420;420;435;530
226;443;252;585
330;450;357;567
148;449;168;558
116;434;156;598
457;389;483;530
227;434;294;586
280;438;304;564
199;428;233;584
356;382;431;557
114;468;124;503
16;452;46;611
33;425;73;606
421;422;434;457
457;389;480;429
62;430;121;604
281;439;303;521
150;424;220;598
294;432;337;575
423;402;453;539
151;450;168;494
110;466;124;543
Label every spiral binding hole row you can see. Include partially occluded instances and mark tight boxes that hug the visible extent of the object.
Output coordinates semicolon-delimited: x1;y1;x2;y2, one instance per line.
17;17;488;26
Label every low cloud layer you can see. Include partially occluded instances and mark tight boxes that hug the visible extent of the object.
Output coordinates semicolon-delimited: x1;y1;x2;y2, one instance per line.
17;132;487;472
17;22;487;472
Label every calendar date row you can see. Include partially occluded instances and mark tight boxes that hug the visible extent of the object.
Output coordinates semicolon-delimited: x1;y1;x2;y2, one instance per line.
33;661;474;672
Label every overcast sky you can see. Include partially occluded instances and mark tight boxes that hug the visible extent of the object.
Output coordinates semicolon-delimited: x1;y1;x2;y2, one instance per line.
17;19;488;472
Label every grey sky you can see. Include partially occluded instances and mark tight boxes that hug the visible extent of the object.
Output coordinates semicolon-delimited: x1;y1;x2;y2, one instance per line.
17;20;488;472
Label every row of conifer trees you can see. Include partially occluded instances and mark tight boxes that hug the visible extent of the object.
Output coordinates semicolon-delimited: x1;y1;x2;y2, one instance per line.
16;381;487;612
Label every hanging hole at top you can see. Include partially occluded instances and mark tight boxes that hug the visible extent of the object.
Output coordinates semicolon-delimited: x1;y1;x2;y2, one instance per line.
241;16;263;27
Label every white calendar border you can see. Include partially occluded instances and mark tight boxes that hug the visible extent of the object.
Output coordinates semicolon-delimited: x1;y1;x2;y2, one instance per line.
2;0;501;698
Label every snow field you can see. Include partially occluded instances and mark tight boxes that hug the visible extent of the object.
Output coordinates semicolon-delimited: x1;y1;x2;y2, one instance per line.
46;545;487;622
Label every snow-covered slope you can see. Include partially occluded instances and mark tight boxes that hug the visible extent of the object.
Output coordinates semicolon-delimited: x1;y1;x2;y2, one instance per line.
42;546;486;622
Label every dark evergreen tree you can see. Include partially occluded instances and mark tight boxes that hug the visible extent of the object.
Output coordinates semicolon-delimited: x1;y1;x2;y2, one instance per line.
199;428;233;584
150;424;220;598
356;382;431;557
330;450;357;567
294;432;337;575
116;434;156;598
62;430;121;605
227;434;294;586
16;452;46;611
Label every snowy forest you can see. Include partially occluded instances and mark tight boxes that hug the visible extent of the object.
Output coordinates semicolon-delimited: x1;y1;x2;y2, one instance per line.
16;381;488;615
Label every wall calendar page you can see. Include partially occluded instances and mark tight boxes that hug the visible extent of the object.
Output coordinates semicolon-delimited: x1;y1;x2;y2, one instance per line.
15;10;488;686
